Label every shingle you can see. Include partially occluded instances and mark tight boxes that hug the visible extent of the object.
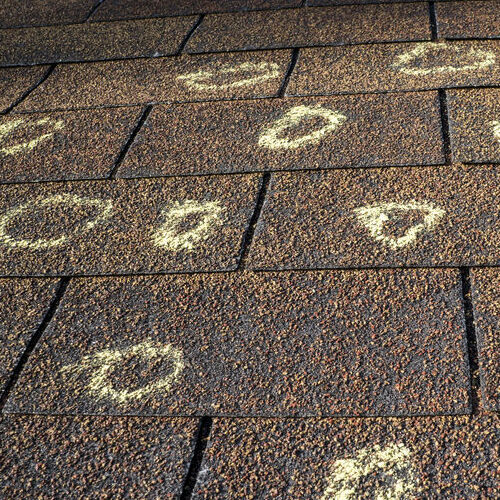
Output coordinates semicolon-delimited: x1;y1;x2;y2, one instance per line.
0;17;197;66
4;270;469;416
288;40;500;95
0;107;141;183
186;3;430;53
17;51;291;111
0;415;198;499
0;175;261;275
248;165;500;269
118;92;443;178
194;416;499;498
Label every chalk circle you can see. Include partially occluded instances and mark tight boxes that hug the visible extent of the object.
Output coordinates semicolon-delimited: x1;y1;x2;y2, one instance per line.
152;199;225;252
176;61;280;90
353;201;445;250
321;443;417;500
392;42;496;75
0;194;113;250
258;105;347;150
0;117;64;156
61;340;184;404
492;121;500;142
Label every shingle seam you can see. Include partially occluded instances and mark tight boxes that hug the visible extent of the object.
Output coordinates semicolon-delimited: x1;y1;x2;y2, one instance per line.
85;0;107;22
178;15;205;55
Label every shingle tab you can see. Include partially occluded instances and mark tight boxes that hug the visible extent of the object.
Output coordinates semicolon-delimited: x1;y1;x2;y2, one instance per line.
437;0;500;39
92;0;301;21
0;107;141;183
0;17;197;66
288;40;500;95
186;4;430;53
0;175;260;276
248;165;500;269
194;416;499;498
118;92;443;178
18;51;291;111
471;268;500;411
0;415;198;499
0;0;96;29
4;270;469;416
448;88;500;164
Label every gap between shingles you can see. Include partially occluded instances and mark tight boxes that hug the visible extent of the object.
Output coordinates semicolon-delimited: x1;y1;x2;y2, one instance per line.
109;104;153;179
459;267;481;414
237;172;271;270
428;1;439;41
178;14;205;55
438;89;453;164
180;416;213;499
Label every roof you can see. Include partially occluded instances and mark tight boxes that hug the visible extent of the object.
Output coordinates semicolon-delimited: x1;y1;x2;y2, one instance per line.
0;0;499;498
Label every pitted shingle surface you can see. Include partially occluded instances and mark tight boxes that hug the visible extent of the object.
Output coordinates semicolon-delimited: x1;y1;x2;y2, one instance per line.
0;278;58;391
194;416;500;498
448;88;500;163
17;51;291;111
471;268;500;411
0;415;198;499
4;270;469;416
0;108;141;183
0;17;197;66
0;175;260;276
0;66;49;113
92;0;301;21
186;3;430;53
0;0;96;29
288;40;500;95
248;165;500;269
118;92;443;178
436;0;500;39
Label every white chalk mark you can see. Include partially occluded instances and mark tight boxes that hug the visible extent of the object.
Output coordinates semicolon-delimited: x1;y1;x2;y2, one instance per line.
392;42;495;75
61;340;184;404
353;201;445;250
0;194;113;250
321;443;417;500
0;117;64;156
152;199;224;252
176;62;280;90
258;105;346;150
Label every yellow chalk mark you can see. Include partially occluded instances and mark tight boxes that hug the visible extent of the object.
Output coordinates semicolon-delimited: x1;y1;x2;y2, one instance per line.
491;120;500;142
258;105;346;150
392;42;495;75
152;199;225;252
353;201;445;250
0;117;64;156
321;443;417;500
61;340;184;404
0;194;113;250
176;62;280;90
